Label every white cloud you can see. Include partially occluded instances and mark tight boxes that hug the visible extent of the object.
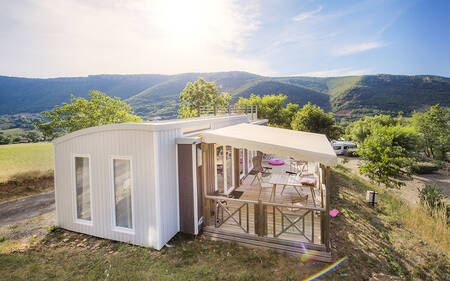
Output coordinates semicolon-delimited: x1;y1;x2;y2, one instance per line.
335;41;386;56
293;5;323;22
0;0;270;78
294;68;372;77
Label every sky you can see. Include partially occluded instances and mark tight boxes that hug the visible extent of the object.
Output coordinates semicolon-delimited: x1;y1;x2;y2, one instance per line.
0;0;449;78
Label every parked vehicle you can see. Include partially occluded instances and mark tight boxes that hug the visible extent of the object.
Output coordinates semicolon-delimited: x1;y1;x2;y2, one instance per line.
331;141;357;155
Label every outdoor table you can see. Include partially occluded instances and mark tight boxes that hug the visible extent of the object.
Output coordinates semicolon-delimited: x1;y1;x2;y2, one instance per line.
263;174;317;206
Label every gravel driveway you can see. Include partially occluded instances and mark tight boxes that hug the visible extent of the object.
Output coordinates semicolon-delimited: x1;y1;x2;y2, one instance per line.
341;157;450;206
0;191;55;227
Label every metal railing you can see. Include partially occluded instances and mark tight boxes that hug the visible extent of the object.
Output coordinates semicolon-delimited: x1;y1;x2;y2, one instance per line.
198;104;258;120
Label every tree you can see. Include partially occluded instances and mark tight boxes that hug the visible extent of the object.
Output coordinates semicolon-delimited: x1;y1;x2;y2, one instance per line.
345;114;400;144
411;105;450;159
25;131;41;143
359;126;415;188
178;77;231;118
290;102;343;139
237;94;299;128
36;91;142;138
0;133;10;145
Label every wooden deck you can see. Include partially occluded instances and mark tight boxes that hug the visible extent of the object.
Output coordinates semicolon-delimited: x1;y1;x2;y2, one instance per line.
202;155;331;261
208;178;323;245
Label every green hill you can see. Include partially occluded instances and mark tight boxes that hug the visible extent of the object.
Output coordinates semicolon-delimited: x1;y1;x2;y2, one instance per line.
332;74;450;114
0;72;449;120
231;80;331;111
0;74;169;114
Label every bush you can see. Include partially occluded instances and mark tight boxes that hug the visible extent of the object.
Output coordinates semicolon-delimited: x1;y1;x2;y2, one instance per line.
344;149;359;157
411;162;441;174
46;225;61;233
418;183;447;210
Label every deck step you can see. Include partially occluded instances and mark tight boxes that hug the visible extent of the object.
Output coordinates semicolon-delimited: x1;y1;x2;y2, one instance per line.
203;227;332;262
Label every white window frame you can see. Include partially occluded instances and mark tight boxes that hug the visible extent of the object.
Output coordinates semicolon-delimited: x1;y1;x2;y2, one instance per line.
72;153;93;226
248;150;254;172
239;148;246;180
214;144;235;195
110;155;135;234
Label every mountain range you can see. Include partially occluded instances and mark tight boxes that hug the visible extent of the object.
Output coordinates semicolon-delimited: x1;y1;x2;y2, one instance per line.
1;71;449;120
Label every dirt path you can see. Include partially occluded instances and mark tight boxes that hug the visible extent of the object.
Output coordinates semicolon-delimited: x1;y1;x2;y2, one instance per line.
341;157;450;206
0;191;55;227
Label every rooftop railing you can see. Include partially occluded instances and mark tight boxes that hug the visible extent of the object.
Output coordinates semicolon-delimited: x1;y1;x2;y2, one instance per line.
198;104;258;120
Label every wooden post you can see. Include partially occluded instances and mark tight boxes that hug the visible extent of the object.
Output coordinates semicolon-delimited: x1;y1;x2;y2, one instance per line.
319;164;325;208
234;148;240;187
324;166;331;251
254;200;266;237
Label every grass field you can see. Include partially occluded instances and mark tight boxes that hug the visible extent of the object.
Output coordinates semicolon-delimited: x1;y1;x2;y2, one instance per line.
0;143;54;202
0;169;448;280
0;142;53;183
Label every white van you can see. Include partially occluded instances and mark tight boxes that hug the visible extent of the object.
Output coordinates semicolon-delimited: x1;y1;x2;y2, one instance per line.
331;141;357;155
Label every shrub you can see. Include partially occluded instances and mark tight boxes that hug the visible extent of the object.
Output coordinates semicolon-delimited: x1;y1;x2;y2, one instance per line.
46;225;61;233
0;235;7;242
418;183;447;211
411;162;441;174
344;149;359;157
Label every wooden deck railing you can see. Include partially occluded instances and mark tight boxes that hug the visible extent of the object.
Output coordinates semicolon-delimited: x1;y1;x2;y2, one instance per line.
204;195;328;247
198;104;258;120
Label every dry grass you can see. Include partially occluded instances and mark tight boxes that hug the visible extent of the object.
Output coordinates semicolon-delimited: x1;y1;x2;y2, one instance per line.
402;203;449;255
335;164;450;256
0;142;53;183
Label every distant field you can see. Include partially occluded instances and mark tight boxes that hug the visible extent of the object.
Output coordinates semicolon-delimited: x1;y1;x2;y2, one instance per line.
0;128;26;136
0;142;53;183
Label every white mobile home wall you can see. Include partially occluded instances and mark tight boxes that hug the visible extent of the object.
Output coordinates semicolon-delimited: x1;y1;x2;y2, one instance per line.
53;115;251;250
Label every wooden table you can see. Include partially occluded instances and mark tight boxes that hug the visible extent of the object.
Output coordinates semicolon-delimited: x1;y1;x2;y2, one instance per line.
263;174;317;206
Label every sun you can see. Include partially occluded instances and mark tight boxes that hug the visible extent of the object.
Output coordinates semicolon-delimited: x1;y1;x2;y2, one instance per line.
151;0;220;48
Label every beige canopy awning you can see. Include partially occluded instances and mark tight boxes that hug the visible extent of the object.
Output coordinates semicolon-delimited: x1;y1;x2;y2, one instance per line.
201;123;337;167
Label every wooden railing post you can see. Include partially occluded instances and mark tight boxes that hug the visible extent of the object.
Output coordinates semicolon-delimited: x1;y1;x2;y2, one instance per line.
320;166;331;251
254;200;266;237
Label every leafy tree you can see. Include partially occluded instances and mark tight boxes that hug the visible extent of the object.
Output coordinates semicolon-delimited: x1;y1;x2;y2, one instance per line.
359;126;415;188
237;94;298;128
290;102;343;139
345;114;400;144
0;133;10;145
25;131;41;143
178;77;231;118
411;105;450;160
36;91;142;139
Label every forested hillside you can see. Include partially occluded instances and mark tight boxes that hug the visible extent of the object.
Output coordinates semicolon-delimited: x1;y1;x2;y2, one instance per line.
0;72;449;120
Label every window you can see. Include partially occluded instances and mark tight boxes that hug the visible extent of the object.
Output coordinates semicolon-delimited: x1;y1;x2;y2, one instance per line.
239;148;245;178
214;145;235;194
225;146;233;190
74;156;91;222
113;158;133;230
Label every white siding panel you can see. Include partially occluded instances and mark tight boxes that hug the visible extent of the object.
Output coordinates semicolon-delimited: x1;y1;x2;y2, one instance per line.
54;116;252;250
54;129;157;248
155;128;182;249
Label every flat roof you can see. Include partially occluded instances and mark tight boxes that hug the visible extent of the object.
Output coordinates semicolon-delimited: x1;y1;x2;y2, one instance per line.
53;114;252;145
202;123;337;166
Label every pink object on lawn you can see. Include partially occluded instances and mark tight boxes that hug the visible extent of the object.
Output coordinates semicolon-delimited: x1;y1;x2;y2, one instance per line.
268;159;285;166
329;209;339;217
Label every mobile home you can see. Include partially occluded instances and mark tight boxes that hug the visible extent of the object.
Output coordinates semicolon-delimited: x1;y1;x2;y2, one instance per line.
53;109;337;261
